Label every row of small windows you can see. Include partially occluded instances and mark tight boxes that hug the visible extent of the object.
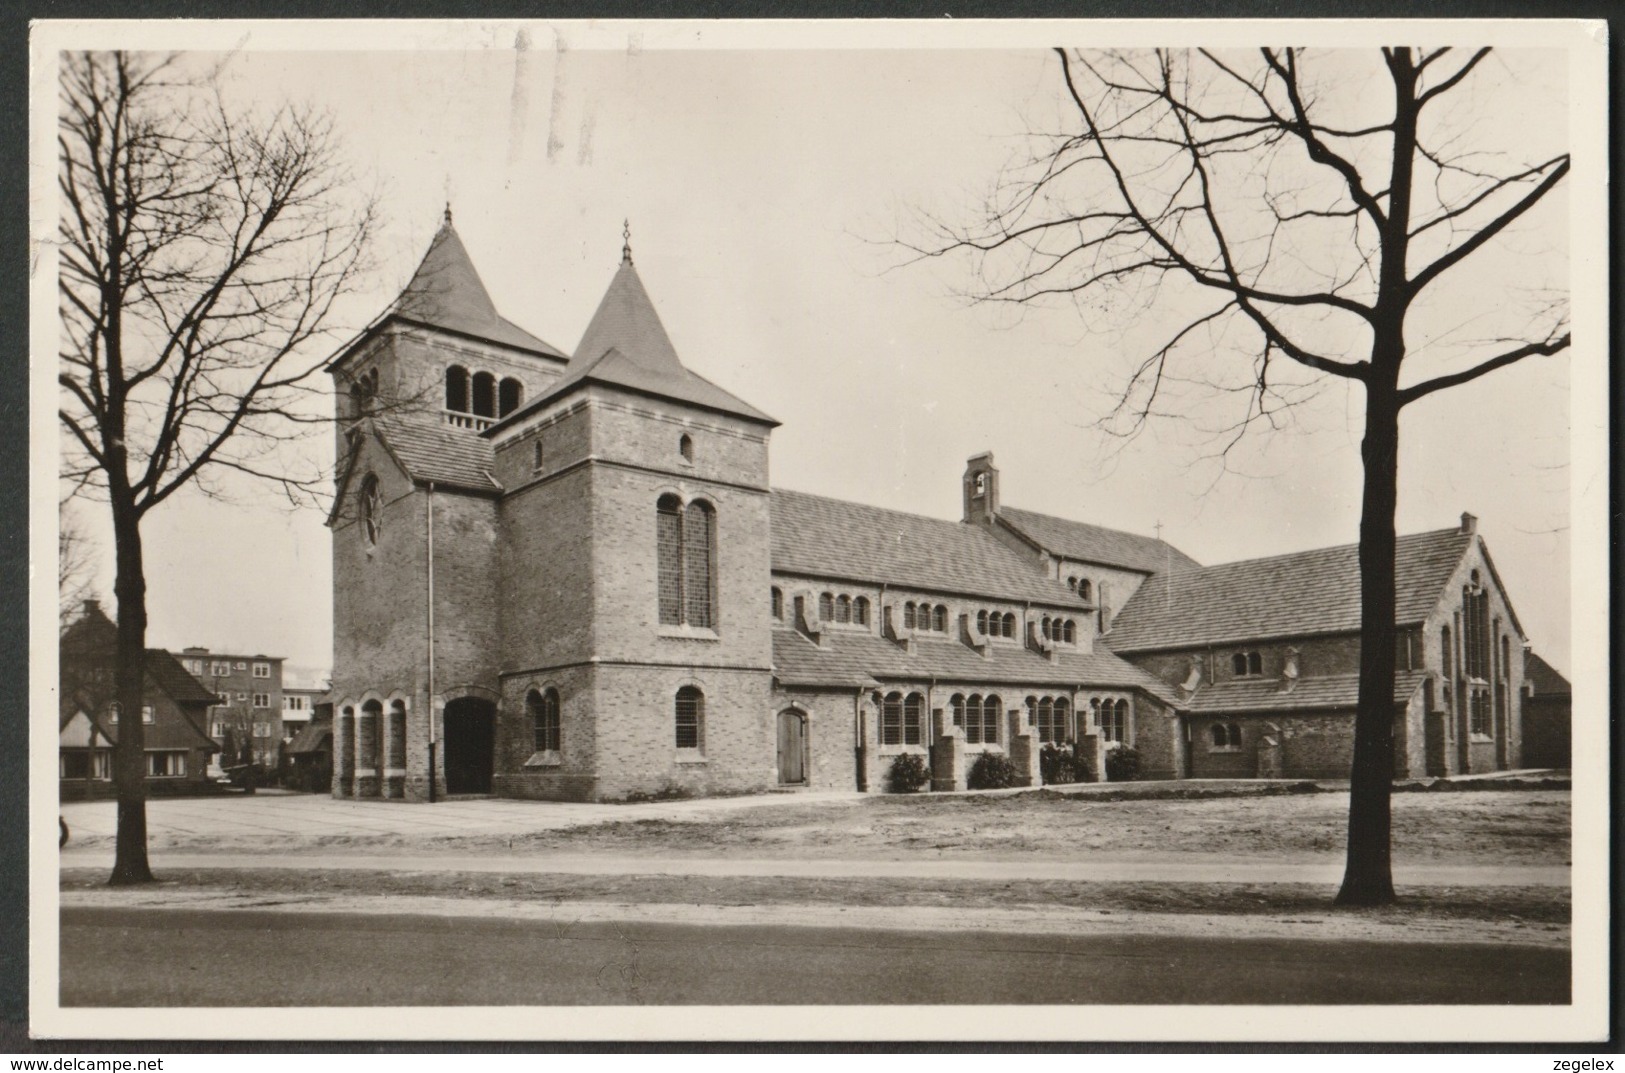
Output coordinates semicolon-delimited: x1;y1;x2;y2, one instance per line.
182;659;270;678
976;610;1017;639
1091;697;1129;744
879;691;927;746
1027;695;1071;744
1209;721;1242;749
445;366;524;420
657;495;716;629
1039;617;1078;644
1064;576;1094;601
903;601;949;632
1232;651;1263;677
814;591;873;626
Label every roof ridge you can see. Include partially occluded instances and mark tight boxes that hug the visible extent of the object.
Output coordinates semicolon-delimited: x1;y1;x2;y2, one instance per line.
1002;503;1161;542
1154;525;1466;576
773;486;970;532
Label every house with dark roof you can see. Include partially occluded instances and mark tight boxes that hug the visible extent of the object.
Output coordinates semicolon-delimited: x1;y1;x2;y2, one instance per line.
1520;652;1571;769
59;601;221;798
1106;516;1529;779
323;216;1546;801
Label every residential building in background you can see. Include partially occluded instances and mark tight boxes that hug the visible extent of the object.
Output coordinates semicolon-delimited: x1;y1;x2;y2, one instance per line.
178;646;286;767
59;601;220;797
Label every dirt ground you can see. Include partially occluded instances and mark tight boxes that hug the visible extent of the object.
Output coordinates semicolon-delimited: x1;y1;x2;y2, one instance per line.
310;787;1571;866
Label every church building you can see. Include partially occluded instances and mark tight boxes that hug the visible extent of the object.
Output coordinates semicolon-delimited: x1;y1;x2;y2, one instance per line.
325;214;1541;801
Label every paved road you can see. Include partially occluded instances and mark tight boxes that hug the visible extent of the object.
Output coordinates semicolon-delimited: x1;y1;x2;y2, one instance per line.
57;849;1569;887
61;906;1570;1006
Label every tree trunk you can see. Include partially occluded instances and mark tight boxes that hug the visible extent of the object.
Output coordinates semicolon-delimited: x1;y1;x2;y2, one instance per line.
108;499;154;886
1336;378;1401;906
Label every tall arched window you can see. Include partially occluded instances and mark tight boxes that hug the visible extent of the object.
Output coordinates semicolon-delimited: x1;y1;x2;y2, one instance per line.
498;377;523;418
836;595;852;623
933;605;948;632
976;610;989;635
360;474;382;545
819;593;835;620
902;692;925;746
1078;579;1092;602
854;596;871;626
881;692;904;746
656;495;684;625
771;587;783;620
1001;612;1016;638
980;695;1001;745
679;433;694;462
683;500;715;629
950;693;966;730
1441;625;1453;677
656;495;716;629
903;602;917;630
1055;698;1070;741
471;371;496;418
533;438;545;471
529;688;561;753
445;366;470;413
1232;653;1248;676
675;686;704;750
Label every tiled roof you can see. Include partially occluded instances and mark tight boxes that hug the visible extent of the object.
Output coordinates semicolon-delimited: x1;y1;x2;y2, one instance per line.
145;649;221;706
1182;671;1432;714
1524;652;1571;697
497;260;775;430
285;720;333;755
998;506;1200;574
392;216;565;358
1107;528;1474;652
771;489;1083;605
772;628;1181;704
375;417;502;494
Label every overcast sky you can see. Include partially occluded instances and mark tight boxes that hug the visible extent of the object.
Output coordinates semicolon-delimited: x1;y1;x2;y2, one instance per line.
59;35;1581;679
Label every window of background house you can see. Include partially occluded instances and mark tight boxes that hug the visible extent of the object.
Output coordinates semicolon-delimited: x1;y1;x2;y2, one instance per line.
253;662;270;678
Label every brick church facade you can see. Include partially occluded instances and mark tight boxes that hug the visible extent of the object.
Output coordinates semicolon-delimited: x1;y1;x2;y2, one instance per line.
325;215;1545;802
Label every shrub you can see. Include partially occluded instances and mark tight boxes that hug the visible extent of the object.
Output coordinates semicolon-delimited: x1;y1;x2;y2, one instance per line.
1104;745;1144;782
967;751;1019;790
886;752;930;793
1039;741;1078;785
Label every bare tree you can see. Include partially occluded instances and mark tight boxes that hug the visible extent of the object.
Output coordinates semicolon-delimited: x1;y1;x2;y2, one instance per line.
58;501;100;629
915;47;1568;905
57;51;376;884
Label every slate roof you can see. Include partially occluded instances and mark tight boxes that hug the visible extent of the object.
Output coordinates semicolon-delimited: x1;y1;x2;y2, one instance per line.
1524;652;1571;697
390;215;565;357
771;489;1083;605
60;607;220;708
493;259;776;431
1107;528;1474;653
145;649;222;706
1181;670;1432;714
374;416;502;494
998;506;1200;574
772;628;1181;704
285;720;334;755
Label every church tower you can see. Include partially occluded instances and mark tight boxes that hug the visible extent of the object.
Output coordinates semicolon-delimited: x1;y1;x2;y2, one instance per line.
483;237;780;800
325;211;568;801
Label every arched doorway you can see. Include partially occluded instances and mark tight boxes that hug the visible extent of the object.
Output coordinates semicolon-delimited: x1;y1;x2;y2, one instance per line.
443;696;496;795
777;709;807;786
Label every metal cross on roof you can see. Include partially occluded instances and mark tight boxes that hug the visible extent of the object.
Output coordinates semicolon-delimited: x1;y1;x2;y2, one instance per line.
621;219;633;265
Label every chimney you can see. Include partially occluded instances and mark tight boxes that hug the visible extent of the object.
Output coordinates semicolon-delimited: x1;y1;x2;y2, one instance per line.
963;452;999;526
1460;512;1477;535
82;599;99;616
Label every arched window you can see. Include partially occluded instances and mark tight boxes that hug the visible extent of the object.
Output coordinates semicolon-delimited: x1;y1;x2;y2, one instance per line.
1248;652;1262;676
529;688;561;753
1067;576;1077;592
360;474;382;545
771;587;783;620
679;433;694;462
881;692;904;746
1055;698;1070;741
656;495;684;625
836;595;852;624
980;695;1001;745
1078;579;1092;602
1001;612;1016;639
1231;653;1248;676
933;605;948;632
532;438;545;471
854;596;871;626
445;366;470;413
1209;722;1229;747
903;602;916;630
1441;626;1452;678
675;686;704;750
498;377;523;418
656;495;716;629
903;693;925;746
471;371;496;418
682;500;715;629
1500;635;1511;680
1036;697;1056;743
1062;620;1075;644
950;694;966;729
820;593;835;620
1095;698;1128;744
976;610;989;635
1042;616;1052;640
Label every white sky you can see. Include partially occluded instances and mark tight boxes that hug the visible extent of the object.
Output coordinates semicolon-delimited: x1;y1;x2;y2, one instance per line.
64;38;1578;679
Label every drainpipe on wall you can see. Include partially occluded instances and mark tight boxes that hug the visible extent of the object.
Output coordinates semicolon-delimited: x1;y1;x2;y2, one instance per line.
853;686;867;792
426;481;437;804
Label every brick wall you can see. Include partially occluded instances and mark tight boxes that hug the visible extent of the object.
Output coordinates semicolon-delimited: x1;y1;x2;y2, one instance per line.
772;687;863;791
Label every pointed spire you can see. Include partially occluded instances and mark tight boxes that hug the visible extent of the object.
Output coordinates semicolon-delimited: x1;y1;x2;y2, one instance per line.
572;256;682;375
621;218;633;266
